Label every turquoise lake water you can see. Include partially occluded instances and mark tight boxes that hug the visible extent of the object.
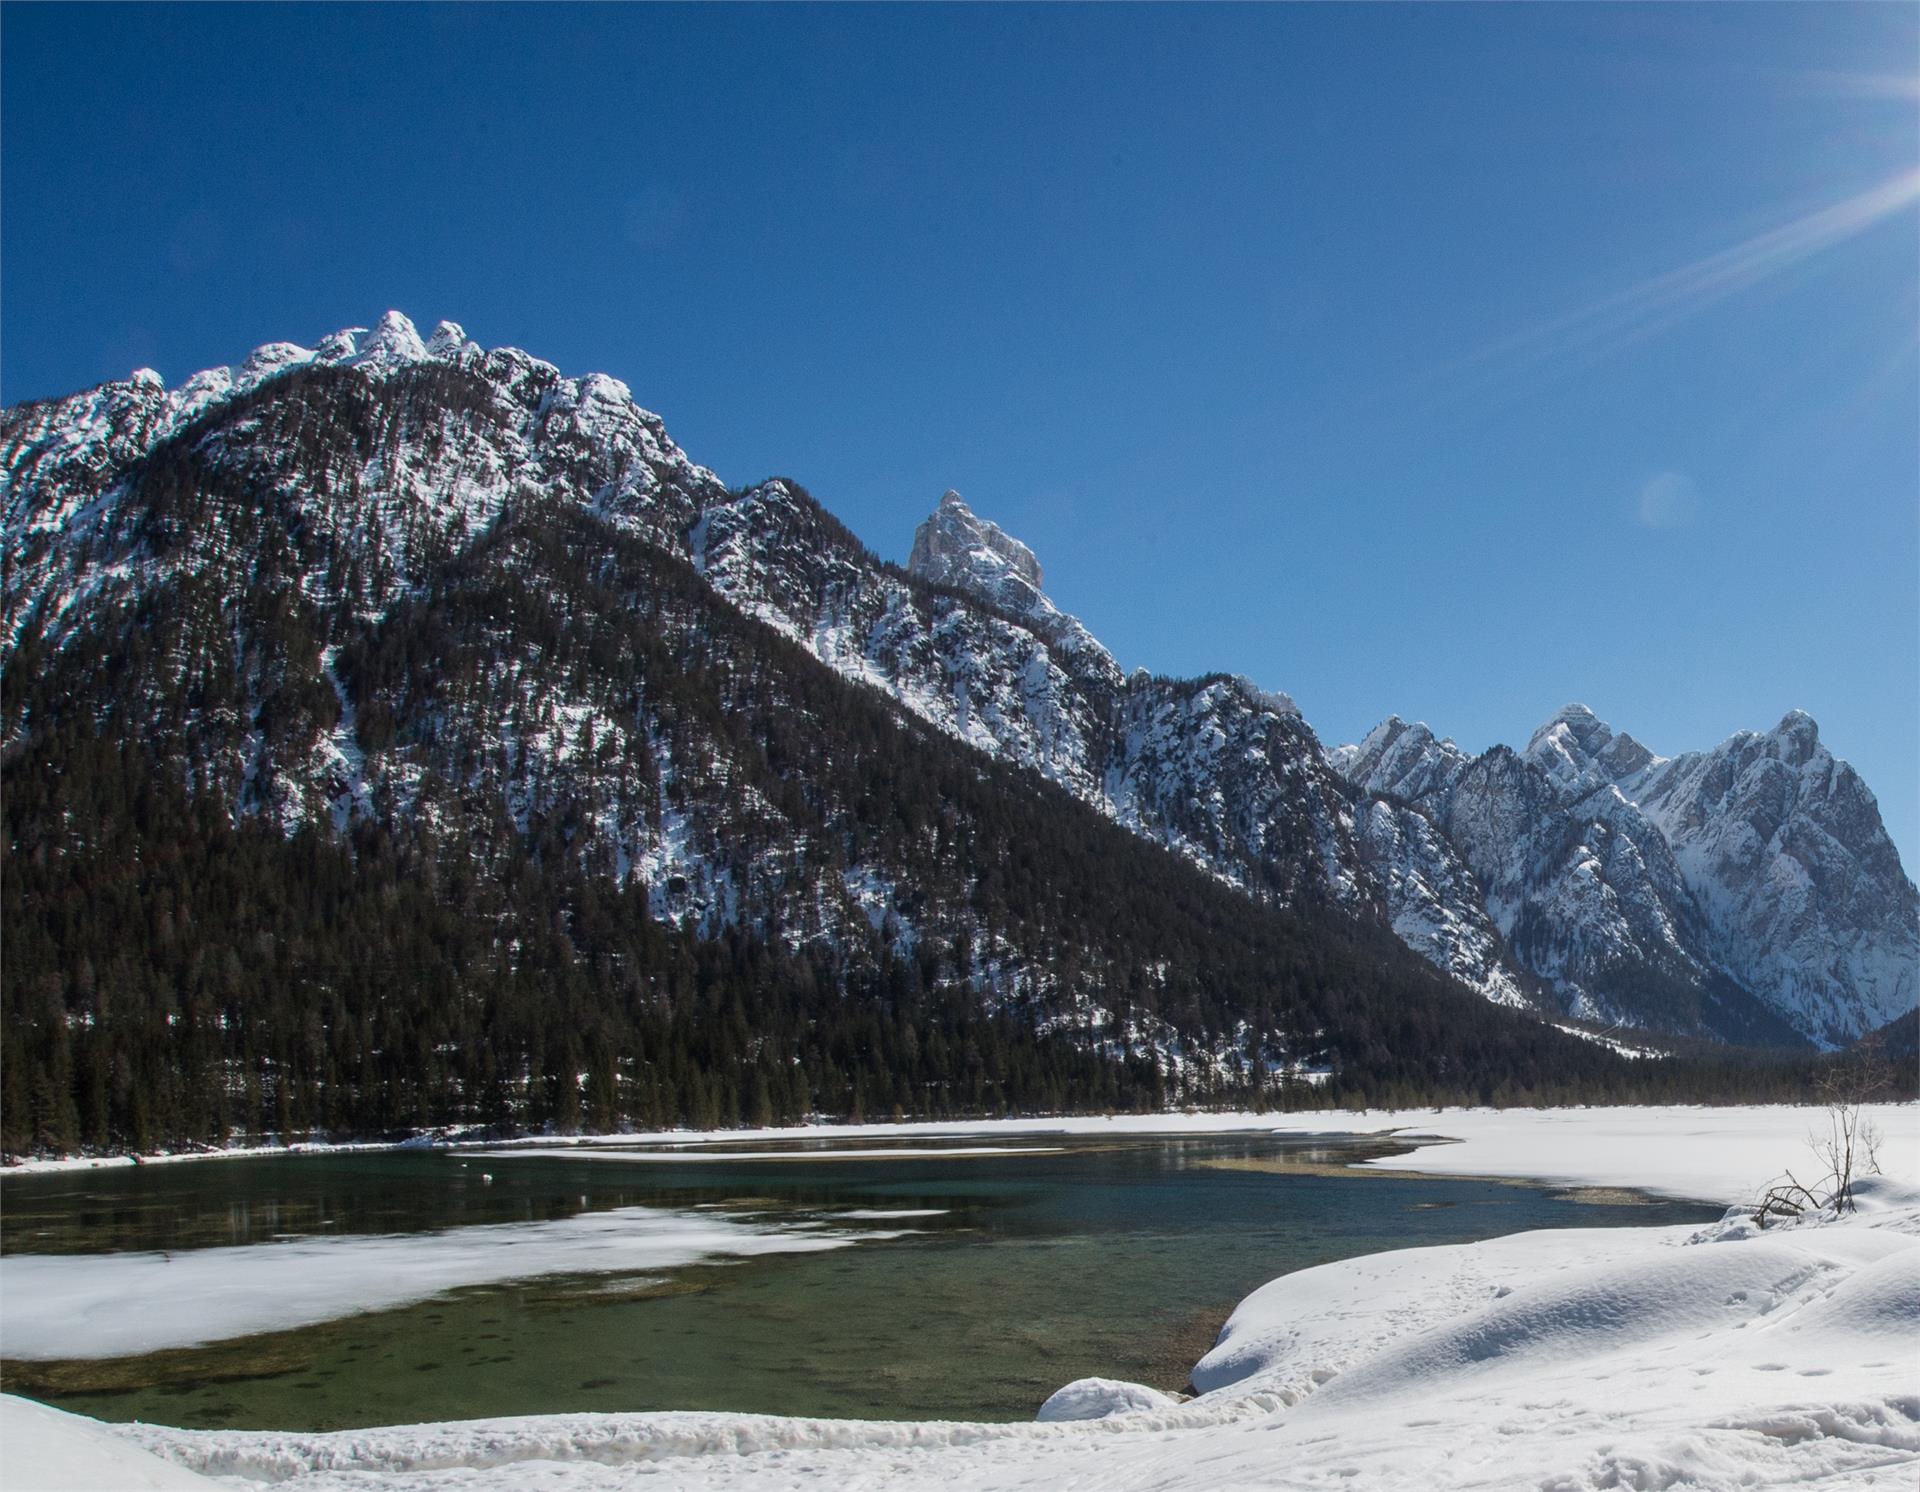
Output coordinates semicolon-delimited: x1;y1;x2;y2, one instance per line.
0;1131;1718;1429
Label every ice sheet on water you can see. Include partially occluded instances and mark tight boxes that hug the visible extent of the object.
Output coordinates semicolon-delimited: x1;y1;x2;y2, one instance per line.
0;1205;879;1359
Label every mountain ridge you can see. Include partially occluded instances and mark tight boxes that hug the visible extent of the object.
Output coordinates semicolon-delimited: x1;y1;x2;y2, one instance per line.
6;312;1913;1067
14;315;1734;1151
1333;700;1916;1046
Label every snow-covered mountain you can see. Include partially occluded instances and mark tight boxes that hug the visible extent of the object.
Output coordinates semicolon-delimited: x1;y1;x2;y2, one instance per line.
1533;705;1917;1045
1332;705;1917;1046
6;313;1913;1059
9;313;1540;1127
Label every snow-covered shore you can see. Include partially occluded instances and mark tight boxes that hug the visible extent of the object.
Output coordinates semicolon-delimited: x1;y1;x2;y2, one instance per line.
0;1137;430;1177
4;1104;1916;1491
9;1101;1914;1204
535;1103;1916;1205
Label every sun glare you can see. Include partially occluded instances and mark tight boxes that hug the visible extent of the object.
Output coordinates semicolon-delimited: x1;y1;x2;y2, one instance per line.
1414;167;1920;407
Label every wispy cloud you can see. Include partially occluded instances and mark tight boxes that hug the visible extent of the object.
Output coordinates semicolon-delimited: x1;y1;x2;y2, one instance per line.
1793;70;1920;102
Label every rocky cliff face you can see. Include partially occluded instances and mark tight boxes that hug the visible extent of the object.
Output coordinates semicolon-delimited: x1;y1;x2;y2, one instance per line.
7;312;1912;1054
909;490;1045;601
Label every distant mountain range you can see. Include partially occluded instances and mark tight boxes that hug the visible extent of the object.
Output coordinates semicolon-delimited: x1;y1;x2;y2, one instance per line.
4;313;1913;1142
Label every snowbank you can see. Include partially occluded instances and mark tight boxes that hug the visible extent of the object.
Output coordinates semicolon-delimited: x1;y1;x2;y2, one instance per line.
1197;1175;1919;1404
0;1138;418;1177
0;1395;216;1490
1341;1102;1920;1204
1034;1378;1181;1422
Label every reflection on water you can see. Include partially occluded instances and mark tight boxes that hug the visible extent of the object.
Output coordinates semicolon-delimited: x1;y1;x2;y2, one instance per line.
0;1133;1717;1430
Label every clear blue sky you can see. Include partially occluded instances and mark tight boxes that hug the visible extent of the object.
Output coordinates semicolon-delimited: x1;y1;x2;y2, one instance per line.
5;4;1916;871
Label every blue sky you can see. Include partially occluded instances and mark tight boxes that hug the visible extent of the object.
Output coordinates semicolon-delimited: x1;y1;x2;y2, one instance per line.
5;3;1916;869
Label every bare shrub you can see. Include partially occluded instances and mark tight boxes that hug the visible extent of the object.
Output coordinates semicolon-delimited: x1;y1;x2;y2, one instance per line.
1752;1037;1890;1224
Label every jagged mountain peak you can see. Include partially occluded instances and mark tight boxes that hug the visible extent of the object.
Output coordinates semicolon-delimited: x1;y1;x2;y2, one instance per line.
1767;708;1823;765
1525;703;1658;795
1331;695;1915;1046
427;319;472;357
356;309;427;363
897;489;1120;691
30;311;696;466
96;312;535;414
1330;715;1468;805
909;489;1045;595
1230;675;1300;720
48;311;455;438
1;311;724;658
1363;715;1433;754
1625;710;1916;1046
1679;709;1828;776
1529;701;1606;748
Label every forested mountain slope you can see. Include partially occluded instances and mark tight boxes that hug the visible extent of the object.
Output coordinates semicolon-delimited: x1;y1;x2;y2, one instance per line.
4;313;1911;1150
